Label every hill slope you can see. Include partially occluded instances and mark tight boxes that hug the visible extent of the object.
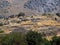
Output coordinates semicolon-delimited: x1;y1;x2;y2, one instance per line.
0;0;60;17
24;0;60;13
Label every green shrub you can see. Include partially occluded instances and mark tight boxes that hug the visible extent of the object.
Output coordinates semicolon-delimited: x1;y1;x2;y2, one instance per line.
0;30;4;33
0;30;60;45
0;23;3;26
18;12;25;17
26;31;44;45
56;13;60;17
51;36;60;45
1;32;27;45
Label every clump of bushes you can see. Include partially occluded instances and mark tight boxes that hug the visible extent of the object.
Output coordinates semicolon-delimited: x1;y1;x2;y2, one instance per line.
0;32;27;45
26;31;51;45
0;31;60;45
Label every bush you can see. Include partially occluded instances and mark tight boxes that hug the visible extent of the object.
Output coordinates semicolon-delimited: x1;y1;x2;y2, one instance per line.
0;30;60;45
0;23;3;26
9;15;14;18
56;13;60;17
1;33;27;45
51;36;60;45
18;12;25;17
43;38;51;45
0;30;4;33
26;31;46;45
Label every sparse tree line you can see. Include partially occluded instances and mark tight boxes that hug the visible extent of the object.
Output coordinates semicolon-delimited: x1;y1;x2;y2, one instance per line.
0;12;60;20
0;12;60;26
0;31;60;45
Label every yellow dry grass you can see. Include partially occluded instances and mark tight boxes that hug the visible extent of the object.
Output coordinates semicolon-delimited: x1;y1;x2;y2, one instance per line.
37;20;60;26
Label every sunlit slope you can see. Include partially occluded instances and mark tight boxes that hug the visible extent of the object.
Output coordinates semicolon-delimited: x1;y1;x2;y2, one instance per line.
0;15;60;37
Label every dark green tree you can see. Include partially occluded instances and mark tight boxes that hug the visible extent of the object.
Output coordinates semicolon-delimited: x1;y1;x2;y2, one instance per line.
56;13;60;17
0;22;3;26
51;36;60;45
26;31;44;45
43;38;51;45
18;12;25;17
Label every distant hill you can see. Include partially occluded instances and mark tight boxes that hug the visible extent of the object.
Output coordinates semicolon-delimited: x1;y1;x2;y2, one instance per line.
0;0;11;17
0;0;60;17
0;0;28;17
24;0;60;13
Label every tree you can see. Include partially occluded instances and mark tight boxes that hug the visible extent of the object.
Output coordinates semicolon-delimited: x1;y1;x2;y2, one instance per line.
51;36;60;45
0;22;3;26
17;12;25;17
56;13;60;17
43;38;51;45
26;31;44;45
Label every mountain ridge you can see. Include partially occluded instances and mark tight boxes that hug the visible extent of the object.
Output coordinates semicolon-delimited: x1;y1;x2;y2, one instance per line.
0;0;60;17
24;0;60;13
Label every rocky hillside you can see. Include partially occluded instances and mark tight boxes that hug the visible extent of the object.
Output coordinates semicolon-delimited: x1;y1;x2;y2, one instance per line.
0;0;11;16
0;0;28;17
0;0;60;17
24;0;60;13
0;0;10;8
